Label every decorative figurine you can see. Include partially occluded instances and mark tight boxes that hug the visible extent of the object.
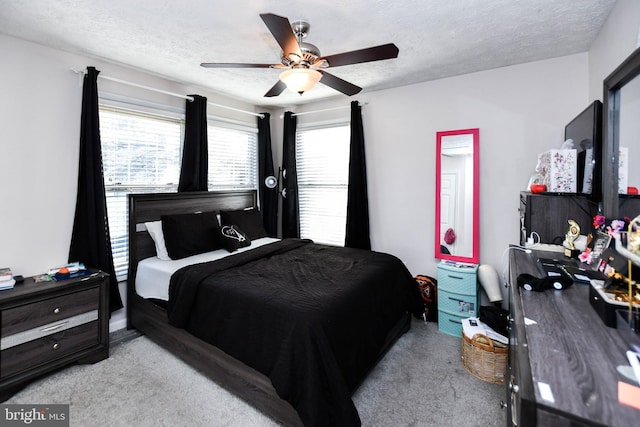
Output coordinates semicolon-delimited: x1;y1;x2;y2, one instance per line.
564;219;581;258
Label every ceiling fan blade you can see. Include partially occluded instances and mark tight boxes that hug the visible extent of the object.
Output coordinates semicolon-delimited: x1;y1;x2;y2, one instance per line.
264;80;287;97
317;43;399;67
260;13;302;59
318;71;362;96
200;63;274;68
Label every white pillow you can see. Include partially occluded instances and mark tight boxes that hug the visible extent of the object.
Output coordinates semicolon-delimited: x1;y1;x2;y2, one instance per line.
144;221;171;260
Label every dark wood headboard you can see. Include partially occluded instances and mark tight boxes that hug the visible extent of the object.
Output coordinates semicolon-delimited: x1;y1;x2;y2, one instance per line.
127;190;257;317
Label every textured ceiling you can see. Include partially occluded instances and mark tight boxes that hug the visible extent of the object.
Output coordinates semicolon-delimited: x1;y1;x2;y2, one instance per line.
0;0;617;108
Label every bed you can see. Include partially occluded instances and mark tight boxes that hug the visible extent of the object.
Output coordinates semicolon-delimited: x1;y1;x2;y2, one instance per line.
126;190;421;427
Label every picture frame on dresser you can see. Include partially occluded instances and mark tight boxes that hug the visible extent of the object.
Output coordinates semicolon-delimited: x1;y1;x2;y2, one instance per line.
591;230;612;261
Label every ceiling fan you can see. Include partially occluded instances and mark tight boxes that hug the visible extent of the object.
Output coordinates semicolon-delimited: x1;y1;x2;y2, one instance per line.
200;13;399;97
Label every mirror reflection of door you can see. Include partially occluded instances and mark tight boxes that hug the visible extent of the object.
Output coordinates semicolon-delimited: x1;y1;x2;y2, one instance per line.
440;172;457;254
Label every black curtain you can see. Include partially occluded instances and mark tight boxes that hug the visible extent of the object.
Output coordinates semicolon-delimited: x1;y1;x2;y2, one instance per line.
281;111;300;238
178;95;208;192
69;66;123;313
258;113;278;237
345;101;371;249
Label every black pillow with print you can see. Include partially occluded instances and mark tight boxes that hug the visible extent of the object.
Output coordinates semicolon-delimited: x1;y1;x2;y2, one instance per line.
216;225;252;252
220;208;268;240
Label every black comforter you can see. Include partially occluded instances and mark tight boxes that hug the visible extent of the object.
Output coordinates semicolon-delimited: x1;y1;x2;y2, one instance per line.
167;239;421;427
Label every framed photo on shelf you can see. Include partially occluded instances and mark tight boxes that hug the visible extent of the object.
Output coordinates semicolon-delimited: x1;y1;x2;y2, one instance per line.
592;231;612;261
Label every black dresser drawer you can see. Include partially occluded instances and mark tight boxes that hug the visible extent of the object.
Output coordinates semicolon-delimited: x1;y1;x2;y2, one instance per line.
1;287;99;336
0;272;109;401
1;321;99;378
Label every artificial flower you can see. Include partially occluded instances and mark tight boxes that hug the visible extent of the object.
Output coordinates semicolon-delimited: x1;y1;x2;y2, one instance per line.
578;247;593;264
607;219;626;239
591;215;629;238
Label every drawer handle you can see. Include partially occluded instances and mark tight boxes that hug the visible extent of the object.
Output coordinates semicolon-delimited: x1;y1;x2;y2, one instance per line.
41;321;68;333
52;343;60;350
53;307;61;314
448;318;462;324
447;275;464;280
448;296;464;303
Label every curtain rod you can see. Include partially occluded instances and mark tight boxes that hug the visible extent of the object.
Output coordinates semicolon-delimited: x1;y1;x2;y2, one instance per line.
280;102;367;119
72;68;264;118
207;101;264;118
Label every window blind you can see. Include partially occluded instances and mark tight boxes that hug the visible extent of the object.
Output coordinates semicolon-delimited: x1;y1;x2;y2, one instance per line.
100;107;183;278
296;124;350;246
208;124;258;190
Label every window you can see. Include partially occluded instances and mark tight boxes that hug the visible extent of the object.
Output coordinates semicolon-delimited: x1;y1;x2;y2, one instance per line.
100;106;259;279
100;107;182;278
296;124;350;246
207;124;258;190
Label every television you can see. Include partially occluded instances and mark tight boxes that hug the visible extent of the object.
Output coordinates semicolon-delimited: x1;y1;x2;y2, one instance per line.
564;100;603;200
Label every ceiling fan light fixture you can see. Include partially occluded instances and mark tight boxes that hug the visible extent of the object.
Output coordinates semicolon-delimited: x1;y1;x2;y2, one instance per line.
279;68;322;94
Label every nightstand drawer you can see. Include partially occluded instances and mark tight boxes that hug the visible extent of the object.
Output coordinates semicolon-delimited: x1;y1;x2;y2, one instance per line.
1;321;99;379
1;287;99;336
438;268;477;294
438;289;479;316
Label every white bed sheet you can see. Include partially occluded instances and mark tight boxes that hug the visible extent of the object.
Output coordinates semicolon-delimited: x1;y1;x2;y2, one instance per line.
135;237;280;301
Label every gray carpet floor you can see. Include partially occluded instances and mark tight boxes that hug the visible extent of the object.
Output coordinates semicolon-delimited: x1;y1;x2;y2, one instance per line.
6;319;506;426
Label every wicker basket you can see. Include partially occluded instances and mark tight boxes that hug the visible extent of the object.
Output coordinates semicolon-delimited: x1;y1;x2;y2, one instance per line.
461;332;507;384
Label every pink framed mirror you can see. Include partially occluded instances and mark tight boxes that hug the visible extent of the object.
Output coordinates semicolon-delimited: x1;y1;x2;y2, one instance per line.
435;128;479;264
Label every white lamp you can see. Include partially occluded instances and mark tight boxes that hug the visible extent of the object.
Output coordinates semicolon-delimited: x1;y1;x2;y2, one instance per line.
279;69;322;94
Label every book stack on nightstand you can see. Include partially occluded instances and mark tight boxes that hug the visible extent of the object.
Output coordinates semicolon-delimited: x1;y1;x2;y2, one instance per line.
437;261;479;337
0;268;15;291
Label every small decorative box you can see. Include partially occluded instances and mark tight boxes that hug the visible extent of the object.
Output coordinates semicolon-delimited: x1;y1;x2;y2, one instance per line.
538;149;577;193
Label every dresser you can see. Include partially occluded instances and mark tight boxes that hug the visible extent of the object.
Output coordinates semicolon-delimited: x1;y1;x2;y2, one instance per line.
0;271;109;400
437;262;479;337
507;249;638;426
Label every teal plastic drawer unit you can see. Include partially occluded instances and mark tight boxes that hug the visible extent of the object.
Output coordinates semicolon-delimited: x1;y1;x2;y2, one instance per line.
437;262;479;337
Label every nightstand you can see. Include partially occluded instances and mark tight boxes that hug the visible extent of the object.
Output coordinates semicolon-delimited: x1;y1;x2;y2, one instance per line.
0;271;109;401
437;262;479;337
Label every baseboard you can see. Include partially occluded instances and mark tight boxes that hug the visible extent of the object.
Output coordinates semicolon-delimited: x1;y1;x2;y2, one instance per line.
109;317;127;333
109;327;142;347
